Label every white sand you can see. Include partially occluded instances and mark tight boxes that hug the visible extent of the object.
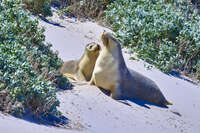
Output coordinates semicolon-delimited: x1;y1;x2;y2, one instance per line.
1;10;200;133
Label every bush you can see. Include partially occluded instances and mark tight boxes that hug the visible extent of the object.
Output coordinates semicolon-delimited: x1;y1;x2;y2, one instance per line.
51;0;69;9
22;0;52;17
59;0;113;20
0;0;70;119
106;0;200;80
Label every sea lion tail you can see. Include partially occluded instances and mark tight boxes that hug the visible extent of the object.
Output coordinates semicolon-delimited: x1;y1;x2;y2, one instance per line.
165;101;173;105
63;73;76;80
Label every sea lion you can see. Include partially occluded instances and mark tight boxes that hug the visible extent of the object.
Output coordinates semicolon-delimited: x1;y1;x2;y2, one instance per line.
90;32;172;106
60;42;101;82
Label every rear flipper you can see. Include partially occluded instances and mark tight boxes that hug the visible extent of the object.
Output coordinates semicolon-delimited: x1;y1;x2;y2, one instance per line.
63;73;76;80
157;100;173;107
76;71;87;82
165;101;173;105
65;74;88;85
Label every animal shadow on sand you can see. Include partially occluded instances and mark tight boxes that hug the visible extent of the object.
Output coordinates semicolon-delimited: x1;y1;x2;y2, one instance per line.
98;88;169;109
169;70;198;85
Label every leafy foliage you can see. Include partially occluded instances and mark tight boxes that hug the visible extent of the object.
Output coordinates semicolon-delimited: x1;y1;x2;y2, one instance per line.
0;0;70;118
22;0;52;17
106;0;200;80
59;0;113;20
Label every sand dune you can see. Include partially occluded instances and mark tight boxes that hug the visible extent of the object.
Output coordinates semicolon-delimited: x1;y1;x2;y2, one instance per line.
1;10;200;133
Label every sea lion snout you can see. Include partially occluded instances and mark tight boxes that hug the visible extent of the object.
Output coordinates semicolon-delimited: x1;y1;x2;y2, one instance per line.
96;44;101;51
101;31;109;46
92;43;101;52
101;31;117;47
86;42;101;52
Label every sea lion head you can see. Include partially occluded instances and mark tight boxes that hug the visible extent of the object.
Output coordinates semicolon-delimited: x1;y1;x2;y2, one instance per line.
85;42;101;56
101;31;121;51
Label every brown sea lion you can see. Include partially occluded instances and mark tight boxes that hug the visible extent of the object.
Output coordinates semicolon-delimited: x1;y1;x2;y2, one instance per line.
90;32;172;106
60;42;101;82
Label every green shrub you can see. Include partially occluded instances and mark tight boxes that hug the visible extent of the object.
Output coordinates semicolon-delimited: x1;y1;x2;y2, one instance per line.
59;0;113;20
106;0;200;80
0;0;70;119
22;0;52;17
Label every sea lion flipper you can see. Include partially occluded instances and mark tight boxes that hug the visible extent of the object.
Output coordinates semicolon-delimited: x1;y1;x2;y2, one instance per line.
110;85;121;100
165;101;173;105
76;71;87;81
89;77;95;85
63;73;76;80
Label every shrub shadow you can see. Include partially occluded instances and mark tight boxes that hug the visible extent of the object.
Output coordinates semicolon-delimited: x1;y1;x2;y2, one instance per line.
168;70;198;85
51;2;62;9
57;83;74;91
40;17;65;28
21;112;71;128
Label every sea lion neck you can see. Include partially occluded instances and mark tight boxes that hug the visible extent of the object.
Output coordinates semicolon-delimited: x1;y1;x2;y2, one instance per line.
105;38;122;54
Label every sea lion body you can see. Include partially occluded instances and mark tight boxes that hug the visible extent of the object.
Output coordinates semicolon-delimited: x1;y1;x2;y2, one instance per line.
60;42;101;81
90;32;172;106
90;32;128;99
121;69;171;106
91;46;120;91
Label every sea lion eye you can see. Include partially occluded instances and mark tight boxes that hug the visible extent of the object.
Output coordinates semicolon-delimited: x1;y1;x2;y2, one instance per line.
89;45;93;49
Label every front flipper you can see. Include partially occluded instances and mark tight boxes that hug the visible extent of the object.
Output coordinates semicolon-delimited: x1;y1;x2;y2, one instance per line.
89;75;95;85
110;84;121;100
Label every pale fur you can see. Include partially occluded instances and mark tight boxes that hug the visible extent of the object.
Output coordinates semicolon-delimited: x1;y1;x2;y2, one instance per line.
90;32;172;106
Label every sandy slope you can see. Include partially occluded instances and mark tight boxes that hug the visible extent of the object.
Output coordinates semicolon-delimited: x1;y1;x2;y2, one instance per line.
1;10;200;133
